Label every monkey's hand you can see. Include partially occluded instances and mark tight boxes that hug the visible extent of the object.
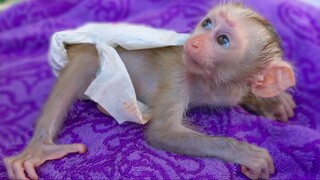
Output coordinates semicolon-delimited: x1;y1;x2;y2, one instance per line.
4;141;86;179
263;92;296;122
241;92;296;122
236;142;275;179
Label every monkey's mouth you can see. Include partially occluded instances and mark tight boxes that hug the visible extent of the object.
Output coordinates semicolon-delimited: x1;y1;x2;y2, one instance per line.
184;55;210;76
185;56;203;71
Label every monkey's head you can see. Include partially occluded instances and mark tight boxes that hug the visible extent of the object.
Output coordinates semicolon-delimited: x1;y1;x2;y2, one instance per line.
183;3;295;98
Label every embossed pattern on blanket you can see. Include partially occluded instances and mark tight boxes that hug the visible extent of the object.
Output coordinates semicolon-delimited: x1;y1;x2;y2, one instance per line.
0;0;319;179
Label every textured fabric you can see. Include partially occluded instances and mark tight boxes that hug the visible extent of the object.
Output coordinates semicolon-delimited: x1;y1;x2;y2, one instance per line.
0;0;319;179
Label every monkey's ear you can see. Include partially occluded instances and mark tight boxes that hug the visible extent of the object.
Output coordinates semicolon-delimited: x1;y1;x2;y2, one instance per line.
251;61;295;98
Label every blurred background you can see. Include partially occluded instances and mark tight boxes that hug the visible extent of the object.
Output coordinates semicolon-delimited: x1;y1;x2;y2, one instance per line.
0;0;20;11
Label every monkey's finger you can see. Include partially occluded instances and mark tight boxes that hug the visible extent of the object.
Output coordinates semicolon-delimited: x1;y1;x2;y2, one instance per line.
285;102;294;118
4;157;15;179
241;165;259;180
276;105;288;122
24;160;39;180
290;98;296;109
44;143;87;160
280;95;294;118
256;159;269;179
12;160;29;180
265;154;275;174
283;93;296;109
260;162;270;179
60;143;87;154
269;160;275;174
287;95;296;109
45;143;87;154
240;166;251;178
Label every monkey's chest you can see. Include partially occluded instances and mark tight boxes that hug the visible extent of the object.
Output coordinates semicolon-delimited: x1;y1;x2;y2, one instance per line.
118;48;160;104
130;74;159;103
191;87;245;107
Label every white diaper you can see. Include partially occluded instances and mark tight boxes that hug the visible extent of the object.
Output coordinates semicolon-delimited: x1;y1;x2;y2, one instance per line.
49;23;189;124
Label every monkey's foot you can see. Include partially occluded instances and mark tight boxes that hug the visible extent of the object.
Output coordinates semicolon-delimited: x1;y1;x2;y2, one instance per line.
4;142;86;179
137;101;152;122
97;101;152;122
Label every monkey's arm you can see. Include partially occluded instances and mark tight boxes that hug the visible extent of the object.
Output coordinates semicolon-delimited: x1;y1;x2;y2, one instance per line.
145;81;275;180
4;44;99;179
240;92;296;122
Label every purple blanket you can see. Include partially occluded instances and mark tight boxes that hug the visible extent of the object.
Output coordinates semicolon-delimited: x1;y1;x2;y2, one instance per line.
1;0;320;179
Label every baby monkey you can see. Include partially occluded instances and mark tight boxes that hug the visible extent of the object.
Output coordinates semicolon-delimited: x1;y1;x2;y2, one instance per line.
4;3;296;180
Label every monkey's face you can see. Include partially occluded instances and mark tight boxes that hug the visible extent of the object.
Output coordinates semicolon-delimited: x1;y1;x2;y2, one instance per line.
184;4;295;99
183;5;262;83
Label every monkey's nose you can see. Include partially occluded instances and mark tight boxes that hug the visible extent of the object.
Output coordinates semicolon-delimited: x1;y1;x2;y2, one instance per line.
192;41;200;49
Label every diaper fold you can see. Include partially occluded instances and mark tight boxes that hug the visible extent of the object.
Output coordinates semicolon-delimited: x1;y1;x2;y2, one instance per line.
49;23;189;124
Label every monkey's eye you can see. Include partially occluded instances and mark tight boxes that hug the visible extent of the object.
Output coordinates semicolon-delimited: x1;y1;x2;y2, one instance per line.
201;18;213;30
217;34;230;48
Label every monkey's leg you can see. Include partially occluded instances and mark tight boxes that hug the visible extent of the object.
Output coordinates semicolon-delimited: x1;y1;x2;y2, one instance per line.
4;44;99;179
241;92;296;122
